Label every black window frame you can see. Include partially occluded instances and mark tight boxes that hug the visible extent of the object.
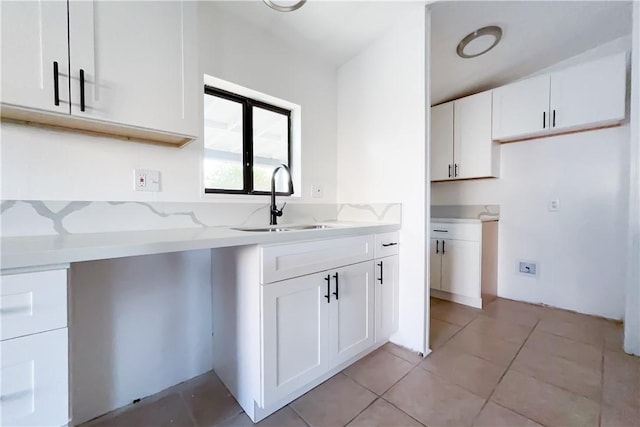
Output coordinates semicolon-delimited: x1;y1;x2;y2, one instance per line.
203;85;293;196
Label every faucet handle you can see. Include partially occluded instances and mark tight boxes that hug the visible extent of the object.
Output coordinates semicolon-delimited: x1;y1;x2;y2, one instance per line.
277;202;287;214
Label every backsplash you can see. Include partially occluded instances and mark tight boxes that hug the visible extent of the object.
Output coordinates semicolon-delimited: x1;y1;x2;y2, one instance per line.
0;200;401;236
431;204;500;220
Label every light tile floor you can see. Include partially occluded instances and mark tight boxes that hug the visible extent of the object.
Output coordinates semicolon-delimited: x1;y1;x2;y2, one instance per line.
82;297;639;427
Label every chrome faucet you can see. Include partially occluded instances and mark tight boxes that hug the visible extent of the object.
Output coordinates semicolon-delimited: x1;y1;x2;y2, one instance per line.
270;164;294;225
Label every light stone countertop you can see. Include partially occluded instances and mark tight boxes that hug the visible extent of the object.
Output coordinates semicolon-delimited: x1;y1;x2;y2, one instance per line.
0;222;400;270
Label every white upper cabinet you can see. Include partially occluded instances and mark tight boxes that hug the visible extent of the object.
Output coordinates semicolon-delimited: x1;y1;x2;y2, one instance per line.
67;0;198;137
492;74;550;141
454;91;498;179
1;1;70;114
430;102;454;181
549;52;626;132
1;0;198;145
430;90;498;182
493;53;627;142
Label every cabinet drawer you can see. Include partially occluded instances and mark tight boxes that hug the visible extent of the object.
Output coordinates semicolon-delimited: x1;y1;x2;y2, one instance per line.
261;235;374;284
430;222;481;241
1;269;68;341
375;232;399;258
1;328;69;427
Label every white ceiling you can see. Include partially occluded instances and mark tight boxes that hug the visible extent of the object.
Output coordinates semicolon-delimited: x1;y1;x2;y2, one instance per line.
210;1;633;105
430;1;633;105
211;0;422;67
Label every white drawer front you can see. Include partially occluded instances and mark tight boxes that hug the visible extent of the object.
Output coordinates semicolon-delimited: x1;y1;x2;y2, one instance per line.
375;232;399;258
261;235;374;283
1;269;68;341
0;329;69;427
430;223;481;241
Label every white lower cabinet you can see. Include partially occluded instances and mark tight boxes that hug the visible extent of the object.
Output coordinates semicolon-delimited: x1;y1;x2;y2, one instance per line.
262;271;330;407
212;232;398;423
430;221;497;308
0;329;69;427
262;261;374;407
0;266;69;427
375;255;399;342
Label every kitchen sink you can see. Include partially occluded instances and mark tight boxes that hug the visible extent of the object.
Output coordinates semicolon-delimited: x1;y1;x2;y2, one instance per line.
232;224;335;232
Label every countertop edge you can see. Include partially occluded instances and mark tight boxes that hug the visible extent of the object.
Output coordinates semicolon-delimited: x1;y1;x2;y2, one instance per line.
1;222;401;271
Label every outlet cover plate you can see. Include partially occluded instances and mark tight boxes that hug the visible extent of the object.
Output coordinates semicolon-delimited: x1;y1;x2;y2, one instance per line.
518;260;538;277
134;169;160;192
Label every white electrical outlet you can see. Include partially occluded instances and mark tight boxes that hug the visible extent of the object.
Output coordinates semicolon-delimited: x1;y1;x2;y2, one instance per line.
134;169;161;192
518;260;539;277
312;184;323;198
548;199;560;212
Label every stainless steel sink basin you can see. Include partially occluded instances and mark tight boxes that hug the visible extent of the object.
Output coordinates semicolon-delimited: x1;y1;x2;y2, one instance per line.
286;224;334;230
232;224;335;232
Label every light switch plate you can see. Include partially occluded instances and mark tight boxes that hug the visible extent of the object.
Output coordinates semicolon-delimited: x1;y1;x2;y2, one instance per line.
134;169;160;192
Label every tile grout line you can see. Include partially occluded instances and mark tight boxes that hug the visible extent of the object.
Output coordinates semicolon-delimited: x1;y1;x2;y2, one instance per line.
286;403;312;427
471;318;542;426
342;357;426;426
176;389;199;427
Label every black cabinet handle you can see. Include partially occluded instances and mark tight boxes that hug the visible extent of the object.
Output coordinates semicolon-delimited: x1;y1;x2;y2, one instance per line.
442;240;446;254
79;69;86;112
454;164;459;177
382;242;397;247
332;272;339;300
324;274;331;303
448;164;452;178
543;111;546;128
378;261;383;284
552;109;556;127
53;62;60;106
436;240;439;254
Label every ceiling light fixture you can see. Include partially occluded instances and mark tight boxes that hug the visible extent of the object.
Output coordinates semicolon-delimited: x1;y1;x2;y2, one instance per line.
456;26;502;59
262;0;307;12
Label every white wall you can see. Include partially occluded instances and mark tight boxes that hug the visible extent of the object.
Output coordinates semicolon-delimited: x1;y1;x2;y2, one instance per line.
431;43;632;320
337;5;428;353
199;2;337;203
0;4;337;204
624;2;640;355
71;251;213;424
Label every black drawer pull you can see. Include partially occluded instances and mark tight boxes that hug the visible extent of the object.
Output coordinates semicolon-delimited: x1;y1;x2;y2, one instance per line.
324;274;331;303
436;240;439;254
332;272;339;300
378;261;383;284
53;61;59;106
442;240;446;254
543;111;546;128
382;242;397;247
433;229;448;233
79;69;86;112
448;164;452;178
552;109;556;127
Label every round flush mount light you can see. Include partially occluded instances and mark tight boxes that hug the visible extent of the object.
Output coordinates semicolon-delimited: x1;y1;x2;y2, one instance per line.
262;0;307;12
456;26;502;59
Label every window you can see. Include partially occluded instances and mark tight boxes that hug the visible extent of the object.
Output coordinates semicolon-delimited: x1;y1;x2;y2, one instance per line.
204;86;292;195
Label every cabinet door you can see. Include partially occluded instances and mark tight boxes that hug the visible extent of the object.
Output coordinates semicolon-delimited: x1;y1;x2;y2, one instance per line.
68;0;198;136
550;53;626;132
430;102;454;181
440;239;481;299
262;272;329;407
454;91;496;179
329;262;374;367
1;329;69;427
429;239;442;290
0;0;70;114
492;74;550;141
375;255;399;342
